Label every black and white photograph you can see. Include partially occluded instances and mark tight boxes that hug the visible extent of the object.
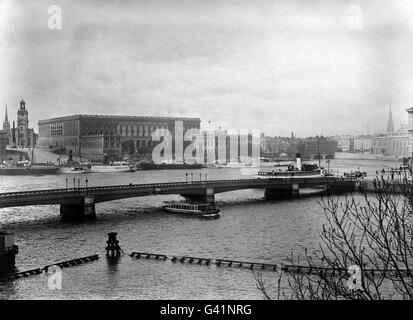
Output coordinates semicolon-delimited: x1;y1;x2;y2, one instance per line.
1;0;413;309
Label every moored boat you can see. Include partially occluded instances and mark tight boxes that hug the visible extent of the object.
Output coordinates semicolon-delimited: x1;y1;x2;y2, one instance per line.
140;162;203;170
59;165;89;174
0;161;59;176
90;161;136;173
161;202;220;219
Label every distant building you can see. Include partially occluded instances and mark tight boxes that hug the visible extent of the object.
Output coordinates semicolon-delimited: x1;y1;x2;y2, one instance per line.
259;135;296;157
0;130;8;161
297;137;338;159
354;136;372;153
387;106;394;133
38;114;200;161
405;107;413;157
202;129;259;164
332;135;354;152
2;100;37;148
371;133;409;157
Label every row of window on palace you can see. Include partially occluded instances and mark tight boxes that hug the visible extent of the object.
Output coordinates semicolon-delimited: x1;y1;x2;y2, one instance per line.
45;123;198;137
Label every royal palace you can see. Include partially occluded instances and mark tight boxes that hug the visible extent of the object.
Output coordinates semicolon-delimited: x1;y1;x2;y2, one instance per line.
37;114;200;161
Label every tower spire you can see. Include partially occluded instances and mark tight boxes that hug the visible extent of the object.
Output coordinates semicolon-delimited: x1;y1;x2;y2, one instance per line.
2;104;10;132
387;104;394;133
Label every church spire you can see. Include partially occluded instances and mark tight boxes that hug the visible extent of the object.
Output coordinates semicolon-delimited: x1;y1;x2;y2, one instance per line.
3;104;10;132
387;105;394;133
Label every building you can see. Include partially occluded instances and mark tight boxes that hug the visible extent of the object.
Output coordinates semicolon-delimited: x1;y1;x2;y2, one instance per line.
371;133;409;158
2;100;37;148
0;130;8;161
38;114;200;161
354;136;372;153
202;129;260;164
387;106;394;133
405;107;413;157
296;136;338;159
332;135;354;152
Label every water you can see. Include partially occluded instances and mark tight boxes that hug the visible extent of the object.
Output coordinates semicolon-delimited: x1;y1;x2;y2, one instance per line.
0;159;402;299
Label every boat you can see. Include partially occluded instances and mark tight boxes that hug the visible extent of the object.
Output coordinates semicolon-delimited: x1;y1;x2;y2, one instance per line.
161;201;220;219
221;157;257;168
206;160;224;168
140;161;203;170
0;161;59;176
254;154;324;179
90;161;137;173
59;165;90;174
255;166;323;179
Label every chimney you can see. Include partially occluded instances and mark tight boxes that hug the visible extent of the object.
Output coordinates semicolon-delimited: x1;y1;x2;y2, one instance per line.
296;153;302;171
12;121;15;143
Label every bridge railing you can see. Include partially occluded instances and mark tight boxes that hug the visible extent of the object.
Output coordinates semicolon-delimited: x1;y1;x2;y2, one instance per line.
0;176;358;201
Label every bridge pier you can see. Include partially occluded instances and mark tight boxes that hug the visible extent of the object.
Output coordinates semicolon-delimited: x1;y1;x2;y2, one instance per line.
60;196;96;220
182;194;215;203
326;183;356;195
182;187;215;203
265;184;300;200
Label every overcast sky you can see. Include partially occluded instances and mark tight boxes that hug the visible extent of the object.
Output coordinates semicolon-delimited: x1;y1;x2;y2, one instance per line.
1;0;413;137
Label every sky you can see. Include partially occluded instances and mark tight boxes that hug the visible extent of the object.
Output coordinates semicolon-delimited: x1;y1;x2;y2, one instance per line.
1;0;413;137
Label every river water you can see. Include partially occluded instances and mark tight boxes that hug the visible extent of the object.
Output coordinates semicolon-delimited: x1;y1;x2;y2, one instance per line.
0;158;403;299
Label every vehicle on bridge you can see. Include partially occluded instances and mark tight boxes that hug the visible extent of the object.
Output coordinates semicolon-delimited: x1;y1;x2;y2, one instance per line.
162;202;220;219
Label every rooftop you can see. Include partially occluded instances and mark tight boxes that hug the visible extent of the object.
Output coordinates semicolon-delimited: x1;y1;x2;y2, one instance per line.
38;114;201;125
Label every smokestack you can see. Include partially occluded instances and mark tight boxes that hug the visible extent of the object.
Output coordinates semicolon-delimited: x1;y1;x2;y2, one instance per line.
12;121;15;143
296;153;302;171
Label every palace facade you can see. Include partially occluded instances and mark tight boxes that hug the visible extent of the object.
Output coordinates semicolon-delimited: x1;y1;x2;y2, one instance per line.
38;114;200;161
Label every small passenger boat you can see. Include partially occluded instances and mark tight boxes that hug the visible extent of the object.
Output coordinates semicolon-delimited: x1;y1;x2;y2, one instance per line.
59;165;89;174
90;161;136;173
161;202;220;219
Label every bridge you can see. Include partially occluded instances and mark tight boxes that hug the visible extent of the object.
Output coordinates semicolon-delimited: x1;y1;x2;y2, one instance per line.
0;177;357;220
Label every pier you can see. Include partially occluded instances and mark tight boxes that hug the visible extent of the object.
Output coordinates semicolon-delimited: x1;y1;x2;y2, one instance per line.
0;254;99;281
129;251;411;279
